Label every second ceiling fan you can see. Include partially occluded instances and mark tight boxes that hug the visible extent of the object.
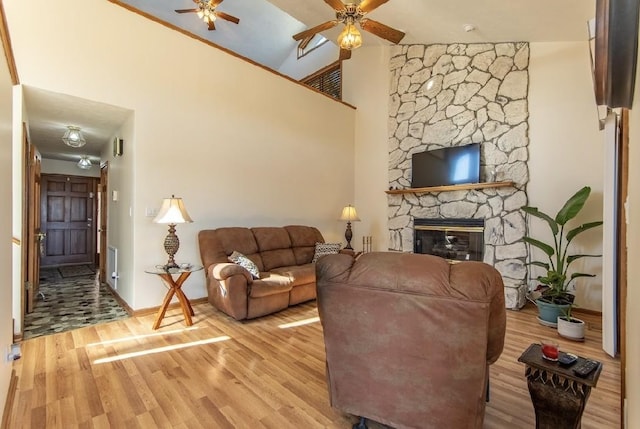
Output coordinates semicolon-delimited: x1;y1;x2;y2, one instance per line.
175;0;240;31
293;0;405;60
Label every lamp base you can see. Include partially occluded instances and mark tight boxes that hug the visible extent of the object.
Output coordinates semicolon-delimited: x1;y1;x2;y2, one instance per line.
344;221;354;250
163;224;180;270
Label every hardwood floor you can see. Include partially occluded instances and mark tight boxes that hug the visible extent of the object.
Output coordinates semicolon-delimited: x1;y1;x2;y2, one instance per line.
7;301;620;428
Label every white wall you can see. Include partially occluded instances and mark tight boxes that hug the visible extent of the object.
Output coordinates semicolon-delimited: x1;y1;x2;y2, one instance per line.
4;0;355;310
0;37;14;423
343;46;391;253
101;114;135;305
278;40;339;81
40;158;100;177
625;24;640;428
528;42;604;311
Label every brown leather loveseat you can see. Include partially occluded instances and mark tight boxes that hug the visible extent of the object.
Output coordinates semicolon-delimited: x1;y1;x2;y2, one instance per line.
315;252;506;429
198;225;325;320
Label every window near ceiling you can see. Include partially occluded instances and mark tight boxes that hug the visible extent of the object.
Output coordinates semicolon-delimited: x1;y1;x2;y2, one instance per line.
300;61;342;100
297;35;329;59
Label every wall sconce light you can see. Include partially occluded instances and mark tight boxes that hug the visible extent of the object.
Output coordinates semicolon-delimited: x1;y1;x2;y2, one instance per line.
62;126;86;148
77;156;92;170
339;204;360;250
153;195;193;270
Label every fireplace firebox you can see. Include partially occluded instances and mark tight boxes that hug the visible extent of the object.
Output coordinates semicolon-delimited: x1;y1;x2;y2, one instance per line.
414;218;485;262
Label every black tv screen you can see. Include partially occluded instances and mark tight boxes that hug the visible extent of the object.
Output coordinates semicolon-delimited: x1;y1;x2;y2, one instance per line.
411;143;480;188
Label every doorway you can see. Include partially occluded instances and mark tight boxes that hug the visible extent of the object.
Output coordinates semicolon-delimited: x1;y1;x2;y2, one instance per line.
39;174;98;267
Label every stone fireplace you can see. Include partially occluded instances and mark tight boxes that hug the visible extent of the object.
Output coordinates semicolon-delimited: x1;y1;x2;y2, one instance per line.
414;218;484;262
387;43;531;309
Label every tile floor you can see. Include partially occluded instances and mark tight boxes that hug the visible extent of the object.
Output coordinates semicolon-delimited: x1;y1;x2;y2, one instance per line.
23;265;130;340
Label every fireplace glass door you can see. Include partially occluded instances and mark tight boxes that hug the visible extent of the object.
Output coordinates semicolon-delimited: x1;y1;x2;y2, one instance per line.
414;219;484;262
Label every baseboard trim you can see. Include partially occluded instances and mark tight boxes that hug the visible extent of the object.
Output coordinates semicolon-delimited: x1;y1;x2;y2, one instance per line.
105;287;134;315
106;284;209;317
1;370;18;429
573;308;602;317
132;297;209;317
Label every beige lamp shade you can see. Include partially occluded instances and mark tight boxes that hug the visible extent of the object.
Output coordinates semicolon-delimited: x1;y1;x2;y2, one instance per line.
339;205;360;222
153;196;193;224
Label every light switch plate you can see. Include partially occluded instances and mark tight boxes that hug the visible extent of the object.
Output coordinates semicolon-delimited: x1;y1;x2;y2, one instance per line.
145;207;158;217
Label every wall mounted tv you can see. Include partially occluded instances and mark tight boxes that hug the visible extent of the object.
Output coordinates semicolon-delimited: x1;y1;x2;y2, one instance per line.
411;143;481;188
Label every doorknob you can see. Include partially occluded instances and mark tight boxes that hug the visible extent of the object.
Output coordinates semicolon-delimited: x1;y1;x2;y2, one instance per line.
37;233;46;256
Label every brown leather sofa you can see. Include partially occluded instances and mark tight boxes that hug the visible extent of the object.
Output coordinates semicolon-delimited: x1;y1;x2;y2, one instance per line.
198;225;325;320
315;252;506;429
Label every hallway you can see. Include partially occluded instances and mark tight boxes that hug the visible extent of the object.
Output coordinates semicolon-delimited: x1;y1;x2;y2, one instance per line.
23;266;129;340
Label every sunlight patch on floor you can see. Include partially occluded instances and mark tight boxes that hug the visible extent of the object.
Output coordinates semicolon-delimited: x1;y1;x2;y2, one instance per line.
92;335;231;364
86;326;200;347
278;316;320;329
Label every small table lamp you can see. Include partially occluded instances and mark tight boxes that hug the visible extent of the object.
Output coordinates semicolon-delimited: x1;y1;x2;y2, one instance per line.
339;205;360;250
153;195;193;269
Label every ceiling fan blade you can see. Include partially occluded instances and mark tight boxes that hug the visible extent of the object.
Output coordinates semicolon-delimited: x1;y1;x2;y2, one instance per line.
215;11;240;24
208;20;216;31
339;48;352;61
292;20;337;41
210;0;224;6
360;18;405;44
175;8;198;13
324;0;346;12
357;0;390;14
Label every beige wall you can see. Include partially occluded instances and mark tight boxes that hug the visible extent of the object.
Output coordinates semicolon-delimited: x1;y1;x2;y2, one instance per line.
5;0;356;310
0;40;14;423
342;46;391;253
528;42;604;311
625;27;640;428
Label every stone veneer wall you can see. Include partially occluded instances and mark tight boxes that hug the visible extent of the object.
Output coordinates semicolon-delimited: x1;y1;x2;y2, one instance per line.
387;43;530;309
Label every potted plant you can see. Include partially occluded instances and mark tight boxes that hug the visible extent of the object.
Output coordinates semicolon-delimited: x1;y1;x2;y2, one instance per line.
521;186;603;327
557;304;586;341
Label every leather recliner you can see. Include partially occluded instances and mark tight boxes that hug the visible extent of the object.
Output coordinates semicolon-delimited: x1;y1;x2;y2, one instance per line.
315;252;506;429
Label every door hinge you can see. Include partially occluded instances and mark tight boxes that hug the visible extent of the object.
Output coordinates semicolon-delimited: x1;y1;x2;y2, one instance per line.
25;281;32;291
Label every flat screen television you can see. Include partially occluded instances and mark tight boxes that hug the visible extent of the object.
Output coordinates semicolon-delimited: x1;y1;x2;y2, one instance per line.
411;143;480;188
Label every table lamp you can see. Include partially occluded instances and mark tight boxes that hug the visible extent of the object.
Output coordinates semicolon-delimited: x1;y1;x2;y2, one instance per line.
339;205;360;250
153;195;193;269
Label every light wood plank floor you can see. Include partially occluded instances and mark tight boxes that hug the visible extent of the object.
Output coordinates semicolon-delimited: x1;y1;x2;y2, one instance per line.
7;302;620;428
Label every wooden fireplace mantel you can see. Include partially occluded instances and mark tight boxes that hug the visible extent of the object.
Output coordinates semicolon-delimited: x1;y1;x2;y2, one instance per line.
385;181;515;195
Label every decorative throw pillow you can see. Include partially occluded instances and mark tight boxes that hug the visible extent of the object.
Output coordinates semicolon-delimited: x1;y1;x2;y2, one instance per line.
228;251;260;279
312;242;341;263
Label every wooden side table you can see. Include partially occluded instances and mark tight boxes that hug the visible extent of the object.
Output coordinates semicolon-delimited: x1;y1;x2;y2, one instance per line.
145;264;203;330
518;343;603;429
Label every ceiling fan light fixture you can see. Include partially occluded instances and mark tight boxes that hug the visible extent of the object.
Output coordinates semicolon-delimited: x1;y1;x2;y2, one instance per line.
77;156;92;170
338;23;362;50
62;126;86;148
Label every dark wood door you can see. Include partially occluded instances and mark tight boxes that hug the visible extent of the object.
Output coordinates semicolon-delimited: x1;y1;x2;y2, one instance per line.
26;144;42;312
40;174;97;267
98;163;108;283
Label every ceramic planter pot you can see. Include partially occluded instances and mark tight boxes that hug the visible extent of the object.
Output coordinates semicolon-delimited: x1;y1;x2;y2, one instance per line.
557;316;585;341
536;298;571;327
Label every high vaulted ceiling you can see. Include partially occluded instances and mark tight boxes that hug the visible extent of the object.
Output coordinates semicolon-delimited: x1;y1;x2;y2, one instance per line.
116;0;595;71
23;0;595;163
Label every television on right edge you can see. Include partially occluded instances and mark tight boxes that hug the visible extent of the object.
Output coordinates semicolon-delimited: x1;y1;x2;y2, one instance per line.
411;143;481;188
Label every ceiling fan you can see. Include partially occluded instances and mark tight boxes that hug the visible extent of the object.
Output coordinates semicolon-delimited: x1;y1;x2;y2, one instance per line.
293;0;405;60
175;0;240;31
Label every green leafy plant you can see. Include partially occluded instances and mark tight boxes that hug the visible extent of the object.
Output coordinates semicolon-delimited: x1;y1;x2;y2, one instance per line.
522;186;603;304
560;302;578;322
